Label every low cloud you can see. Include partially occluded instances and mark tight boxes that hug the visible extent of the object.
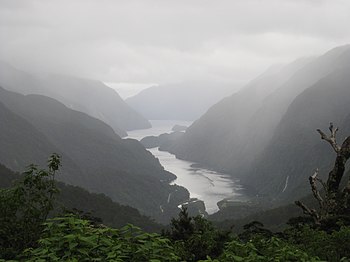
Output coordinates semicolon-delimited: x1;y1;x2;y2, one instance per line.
1;0;350;85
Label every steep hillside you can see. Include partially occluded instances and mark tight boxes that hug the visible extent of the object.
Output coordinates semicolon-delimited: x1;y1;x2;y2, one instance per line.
245;63;350;202
0;163;162;232
0;61;151;136
0;100;79;175
171;45;350;177
171;56;316;173
0;87;189;223
126;81;239;120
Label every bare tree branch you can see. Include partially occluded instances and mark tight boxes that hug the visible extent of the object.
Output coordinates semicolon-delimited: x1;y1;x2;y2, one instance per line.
317;122;341;153
316;176;327;193
295;201;320;224
296;123;350;224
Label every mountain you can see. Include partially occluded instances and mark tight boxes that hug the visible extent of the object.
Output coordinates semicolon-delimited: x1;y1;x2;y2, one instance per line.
170;44;350;204
126;81;240;120
0;61;151;136
0;87;190;223
170;56;315;172
244;60;350;202
0;163;162;232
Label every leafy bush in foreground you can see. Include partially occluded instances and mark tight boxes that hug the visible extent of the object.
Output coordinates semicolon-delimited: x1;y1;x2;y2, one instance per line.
201;236;321;262
20;215;179;262
285;225;350;262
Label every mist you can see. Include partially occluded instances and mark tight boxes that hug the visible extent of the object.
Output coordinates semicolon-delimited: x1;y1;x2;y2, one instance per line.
1;0;350;92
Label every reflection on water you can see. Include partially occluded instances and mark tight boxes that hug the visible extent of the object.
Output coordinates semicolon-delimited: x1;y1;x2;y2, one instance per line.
127;120;243;214
149;148;242;214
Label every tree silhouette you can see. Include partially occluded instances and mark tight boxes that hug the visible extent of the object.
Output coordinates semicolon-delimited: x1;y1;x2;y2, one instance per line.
296;123;350;225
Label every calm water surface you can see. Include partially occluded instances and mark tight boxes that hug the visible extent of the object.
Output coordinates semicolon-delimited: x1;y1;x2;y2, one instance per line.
127;120;243;214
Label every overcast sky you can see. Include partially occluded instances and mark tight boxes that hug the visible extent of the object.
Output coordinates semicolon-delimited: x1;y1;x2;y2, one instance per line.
1;0;350;96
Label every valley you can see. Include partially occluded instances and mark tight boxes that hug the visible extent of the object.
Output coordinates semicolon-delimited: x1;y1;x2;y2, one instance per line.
127;120;246;214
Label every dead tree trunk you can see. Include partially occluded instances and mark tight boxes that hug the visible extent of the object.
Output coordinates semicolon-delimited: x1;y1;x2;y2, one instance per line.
295;123;350;225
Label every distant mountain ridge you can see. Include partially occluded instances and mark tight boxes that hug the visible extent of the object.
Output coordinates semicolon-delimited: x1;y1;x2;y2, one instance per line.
126;81;241;121
0;61;151;136
0;86;190;223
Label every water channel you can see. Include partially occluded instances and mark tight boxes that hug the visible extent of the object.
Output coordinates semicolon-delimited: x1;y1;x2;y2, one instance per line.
127;120;243;214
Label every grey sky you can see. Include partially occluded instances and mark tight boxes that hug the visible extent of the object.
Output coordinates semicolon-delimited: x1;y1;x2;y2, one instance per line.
1;0;350;91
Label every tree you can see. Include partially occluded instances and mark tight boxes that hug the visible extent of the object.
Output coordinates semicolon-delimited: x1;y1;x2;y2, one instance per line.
239;221;273;242
0;154;61;259
164;207;231;261
166;207;195;241
296;123;350;225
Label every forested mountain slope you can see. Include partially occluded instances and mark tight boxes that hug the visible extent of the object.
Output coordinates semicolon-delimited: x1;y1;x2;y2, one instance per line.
0;163;162;232
0;87;189;223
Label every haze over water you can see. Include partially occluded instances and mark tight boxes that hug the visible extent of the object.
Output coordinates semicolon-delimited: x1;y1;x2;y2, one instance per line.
127;120;243;214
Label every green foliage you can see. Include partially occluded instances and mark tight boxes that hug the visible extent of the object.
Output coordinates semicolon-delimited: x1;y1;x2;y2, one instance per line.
238;221;273;242
20;215;179;262
0;154;60;259
165;207;231;261
200;236;321;262
286;225;350;261
167;207;195;241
